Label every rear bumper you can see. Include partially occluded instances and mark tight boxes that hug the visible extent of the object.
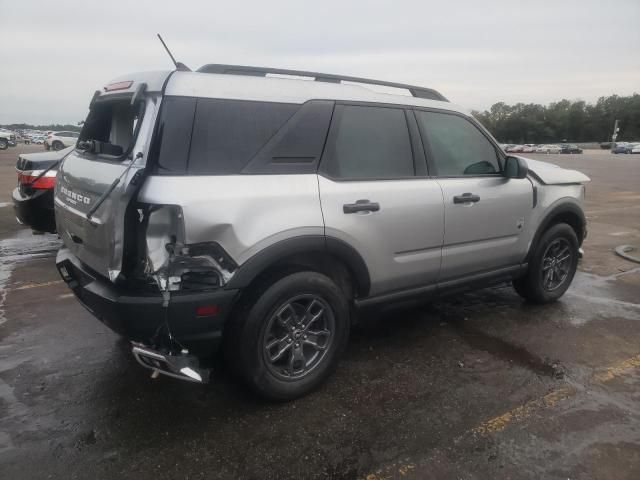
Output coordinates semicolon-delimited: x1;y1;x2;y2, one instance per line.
12;187;56;233
56;247;240;356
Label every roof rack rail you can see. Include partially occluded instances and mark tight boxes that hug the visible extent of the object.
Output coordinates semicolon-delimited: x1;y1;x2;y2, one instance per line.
196;64;448;102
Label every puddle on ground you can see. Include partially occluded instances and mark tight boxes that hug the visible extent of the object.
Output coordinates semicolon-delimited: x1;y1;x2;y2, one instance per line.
563;270;640;325
0;229;61;325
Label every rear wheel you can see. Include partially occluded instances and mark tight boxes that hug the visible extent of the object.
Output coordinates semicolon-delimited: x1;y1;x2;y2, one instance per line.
0;139;7;150
228;271;350;400
52;141;64;151
513;223;579;304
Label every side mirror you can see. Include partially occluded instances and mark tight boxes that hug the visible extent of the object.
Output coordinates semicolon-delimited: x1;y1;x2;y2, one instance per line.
504;156;528;179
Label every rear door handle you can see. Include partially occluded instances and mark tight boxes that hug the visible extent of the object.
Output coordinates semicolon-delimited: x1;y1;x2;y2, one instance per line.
343;199;380;214
453;193;481;204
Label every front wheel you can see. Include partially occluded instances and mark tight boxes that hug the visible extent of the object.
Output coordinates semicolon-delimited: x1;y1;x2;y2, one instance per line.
52;141;64;151
228;271;350;400
513;223;579;304
0;139;7;150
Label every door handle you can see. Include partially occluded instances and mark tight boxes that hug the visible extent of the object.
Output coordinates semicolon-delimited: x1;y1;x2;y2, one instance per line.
453;193;481;204
343;199;380;214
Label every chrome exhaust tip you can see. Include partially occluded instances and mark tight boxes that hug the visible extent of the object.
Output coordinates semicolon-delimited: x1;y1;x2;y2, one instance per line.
131;342;210;383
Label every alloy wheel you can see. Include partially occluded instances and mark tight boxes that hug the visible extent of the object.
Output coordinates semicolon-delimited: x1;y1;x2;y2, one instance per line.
262;295;335;380
541;238;573;291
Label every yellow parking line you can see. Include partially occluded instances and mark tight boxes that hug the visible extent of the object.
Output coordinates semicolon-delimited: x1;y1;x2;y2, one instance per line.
592;353;640;383
474;352;640;435
472;386;576;435
361;353;640;479
9;280;63;291
364;459;416;480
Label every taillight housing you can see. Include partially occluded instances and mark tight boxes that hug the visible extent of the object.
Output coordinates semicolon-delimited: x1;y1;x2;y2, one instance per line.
18;169;57;190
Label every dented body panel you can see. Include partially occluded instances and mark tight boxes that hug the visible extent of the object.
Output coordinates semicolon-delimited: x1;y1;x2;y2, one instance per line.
519;157;591;185
54;91;163;280
137;174;325;268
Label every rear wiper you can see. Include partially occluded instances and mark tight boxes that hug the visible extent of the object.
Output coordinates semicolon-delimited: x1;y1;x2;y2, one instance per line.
86;152;143;224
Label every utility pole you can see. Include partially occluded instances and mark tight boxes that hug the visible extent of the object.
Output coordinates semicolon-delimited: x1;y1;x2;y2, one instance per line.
610;119;619;152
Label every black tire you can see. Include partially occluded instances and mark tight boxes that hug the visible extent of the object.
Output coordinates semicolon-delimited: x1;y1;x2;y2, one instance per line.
0;139;7;150
227;271;350;401
513;223;579;304
52;141;64;151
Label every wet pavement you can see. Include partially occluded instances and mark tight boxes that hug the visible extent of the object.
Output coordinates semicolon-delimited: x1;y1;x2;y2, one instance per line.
0;146;639;479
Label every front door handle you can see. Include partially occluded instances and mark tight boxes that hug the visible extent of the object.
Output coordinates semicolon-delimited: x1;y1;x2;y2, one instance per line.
343;199;380;214
453;193;481;204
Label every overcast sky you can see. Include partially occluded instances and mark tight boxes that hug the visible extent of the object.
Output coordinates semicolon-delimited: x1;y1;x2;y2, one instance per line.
1;0;638;125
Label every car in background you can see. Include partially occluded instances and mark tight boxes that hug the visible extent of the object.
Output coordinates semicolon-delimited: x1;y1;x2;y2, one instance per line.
31;136;45;144
535;144;562;154
12;146;74;233
506;144;524;153
624;143;640;153
632;144;640;154
600;142;612;149
0;129;17;150
44;131;79;151
560;144;583;154
612;142;632;154
522;144;538;153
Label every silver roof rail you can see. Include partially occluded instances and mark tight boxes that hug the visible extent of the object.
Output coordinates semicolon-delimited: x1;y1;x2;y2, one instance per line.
196;64;448;102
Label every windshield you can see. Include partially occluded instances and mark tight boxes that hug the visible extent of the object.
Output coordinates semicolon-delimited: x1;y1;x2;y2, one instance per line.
79;98;144;158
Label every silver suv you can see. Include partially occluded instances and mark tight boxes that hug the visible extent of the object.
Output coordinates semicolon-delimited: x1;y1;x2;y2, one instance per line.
54;65;589;399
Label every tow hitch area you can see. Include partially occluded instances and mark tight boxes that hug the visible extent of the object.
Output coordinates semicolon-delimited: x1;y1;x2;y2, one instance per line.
131;342;210;383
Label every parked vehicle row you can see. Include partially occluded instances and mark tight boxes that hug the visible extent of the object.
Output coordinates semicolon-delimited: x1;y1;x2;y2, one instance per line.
1;128;81;148
612;142;640;154
502;143;583;154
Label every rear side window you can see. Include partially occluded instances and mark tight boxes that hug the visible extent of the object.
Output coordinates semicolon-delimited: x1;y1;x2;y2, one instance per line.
188;99;298;174
320;105;414;180
416;111;501;176
151;96;196;174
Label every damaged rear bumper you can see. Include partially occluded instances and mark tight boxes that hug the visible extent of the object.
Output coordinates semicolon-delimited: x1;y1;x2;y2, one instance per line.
56;247;239;356
131;342;210;383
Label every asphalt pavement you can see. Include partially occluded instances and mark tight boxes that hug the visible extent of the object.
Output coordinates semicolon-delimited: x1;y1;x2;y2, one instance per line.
0;146;639;479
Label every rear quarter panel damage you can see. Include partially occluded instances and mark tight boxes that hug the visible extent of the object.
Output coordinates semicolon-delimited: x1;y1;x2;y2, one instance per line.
137;174;325;267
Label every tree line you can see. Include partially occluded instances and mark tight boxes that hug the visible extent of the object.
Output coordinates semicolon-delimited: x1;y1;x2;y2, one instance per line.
472;94;640;144
0;123;82;132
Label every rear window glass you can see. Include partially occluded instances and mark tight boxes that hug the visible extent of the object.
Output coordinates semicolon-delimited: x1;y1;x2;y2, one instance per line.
188;99;298;174
80;99;143;157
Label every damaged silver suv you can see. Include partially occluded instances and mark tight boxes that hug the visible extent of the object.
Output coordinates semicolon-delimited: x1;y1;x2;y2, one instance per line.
55;65;590;400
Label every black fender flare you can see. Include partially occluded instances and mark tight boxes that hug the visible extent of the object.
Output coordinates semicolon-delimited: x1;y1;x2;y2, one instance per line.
526;201;586;261
225;235;371;297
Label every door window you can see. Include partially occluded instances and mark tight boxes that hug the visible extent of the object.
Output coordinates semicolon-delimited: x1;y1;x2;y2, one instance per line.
416;111;501;176
320;105;414;179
